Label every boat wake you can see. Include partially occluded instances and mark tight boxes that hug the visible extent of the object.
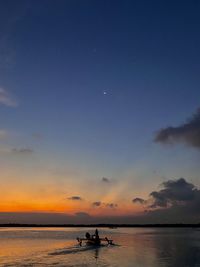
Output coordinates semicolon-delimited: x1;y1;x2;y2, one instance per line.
49;243;117;256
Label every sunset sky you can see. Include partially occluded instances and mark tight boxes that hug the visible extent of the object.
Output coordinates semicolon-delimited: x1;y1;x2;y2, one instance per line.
1;0;200;224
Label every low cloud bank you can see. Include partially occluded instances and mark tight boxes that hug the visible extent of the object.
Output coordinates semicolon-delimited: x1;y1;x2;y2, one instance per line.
133;178;200;223
1;179;200;224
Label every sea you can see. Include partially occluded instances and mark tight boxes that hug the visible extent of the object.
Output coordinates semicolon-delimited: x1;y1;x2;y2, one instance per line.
0;227;200;267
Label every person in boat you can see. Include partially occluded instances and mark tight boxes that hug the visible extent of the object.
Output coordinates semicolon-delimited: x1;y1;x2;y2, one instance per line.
85;229;100;241
78;229;112;245
85;232;91;239
95;229;99;240
93;229;100;243
84;229;100;244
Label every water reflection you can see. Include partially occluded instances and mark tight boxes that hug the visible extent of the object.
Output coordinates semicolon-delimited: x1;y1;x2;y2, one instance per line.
1;228;200;267
117;228;200;267
152;229;200;267
94;247;99;260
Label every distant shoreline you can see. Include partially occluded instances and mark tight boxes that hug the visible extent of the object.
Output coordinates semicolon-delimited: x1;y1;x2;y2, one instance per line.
0;224;200;228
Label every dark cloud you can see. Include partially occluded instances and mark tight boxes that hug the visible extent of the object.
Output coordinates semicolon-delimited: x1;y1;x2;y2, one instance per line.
149;191;168;208
132;197;146;205
1;196;200;224
11;148;33;154
149;178;195;208
102;177;110;183
92;201;118;208
92;201;101;207
106;203;118;208
67;196;82;201
133;178;200;222
155;108;200;149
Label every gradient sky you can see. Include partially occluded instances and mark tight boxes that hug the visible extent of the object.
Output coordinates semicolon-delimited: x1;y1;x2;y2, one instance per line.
1;0;200;223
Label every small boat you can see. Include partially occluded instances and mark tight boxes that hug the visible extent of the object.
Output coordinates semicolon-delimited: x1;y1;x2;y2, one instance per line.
77;229;113;246
77;237;113;246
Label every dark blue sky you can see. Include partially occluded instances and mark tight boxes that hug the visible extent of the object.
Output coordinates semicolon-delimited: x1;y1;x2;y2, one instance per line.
0;0;200;218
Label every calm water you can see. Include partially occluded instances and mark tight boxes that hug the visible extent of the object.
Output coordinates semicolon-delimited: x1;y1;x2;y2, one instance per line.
0;227;200;267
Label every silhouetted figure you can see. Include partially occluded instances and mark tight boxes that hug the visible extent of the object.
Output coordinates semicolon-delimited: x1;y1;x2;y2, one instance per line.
77;229;113;246
85;232;91;239
95;229;99;238
83;229;101;245
95;229;100;243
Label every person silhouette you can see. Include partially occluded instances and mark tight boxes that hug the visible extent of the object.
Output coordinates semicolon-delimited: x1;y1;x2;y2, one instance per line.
85;232;91;239
95;229;99;238
95;229;100;243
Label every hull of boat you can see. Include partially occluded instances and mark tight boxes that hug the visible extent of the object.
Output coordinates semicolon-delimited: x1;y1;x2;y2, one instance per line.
86;240;101;246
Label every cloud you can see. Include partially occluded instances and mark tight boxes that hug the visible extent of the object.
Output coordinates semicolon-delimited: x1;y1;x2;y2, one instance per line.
102;177;110;183
67;196;82;201
133;178;200;222
0;88;18;107
148;178;195;208
132;197;146;205
92;201;101;207
11;148;33;154
0;147;33;155
2;181;200;224
106;203;118;208
92;201;118;208
155;108;200;149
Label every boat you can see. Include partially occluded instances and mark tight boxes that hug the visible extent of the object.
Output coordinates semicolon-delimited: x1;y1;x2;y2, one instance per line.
77;229;113;246
77;237;113;246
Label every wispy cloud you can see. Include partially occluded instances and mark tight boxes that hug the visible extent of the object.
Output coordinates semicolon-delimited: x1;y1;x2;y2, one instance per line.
0;88;18;107
67;196;83;201
155;108;200;149
11;148;33;154
0;147;33;155
102;177;110;183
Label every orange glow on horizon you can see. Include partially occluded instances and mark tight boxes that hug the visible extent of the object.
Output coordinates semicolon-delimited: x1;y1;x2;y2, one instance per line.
0;199;143;216
0;170;147;217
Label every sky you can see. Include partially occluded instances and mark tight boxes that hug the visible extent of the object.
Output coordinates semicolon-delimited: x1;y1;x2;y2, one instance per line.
1;0;200;224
